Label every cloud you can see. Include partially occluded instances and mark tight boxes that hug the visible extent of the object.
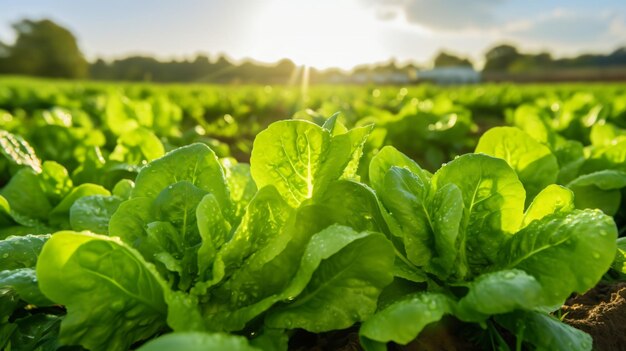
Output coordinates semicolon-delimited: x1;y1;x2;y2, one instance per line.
364;0;626;41
365;0;506;31
404;0;504;30
506;10;626;45
363;0;626;53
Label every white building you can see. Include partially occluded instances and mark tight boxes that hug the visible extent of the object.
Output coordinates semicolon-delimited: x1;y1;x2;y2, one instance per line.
417;67;481;84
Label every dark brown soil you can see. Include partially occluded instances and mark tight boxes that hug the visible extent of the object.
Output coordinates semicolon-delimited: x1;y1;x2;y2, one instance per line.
562;282;626;351
394;319;482;351
288;318;482;351
288;328;362;351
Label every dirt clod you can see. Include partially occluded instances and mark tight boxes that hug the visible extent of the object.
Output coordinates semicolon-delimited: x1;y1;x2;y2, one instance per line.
562;283;626;351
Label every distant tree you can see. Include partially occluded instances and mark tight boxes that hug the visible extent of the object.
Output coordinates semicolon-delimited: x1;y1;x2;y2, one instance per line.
605;47;626;65
0;40;9;74
110;56;160;81
202;55;235;82
89;58;110;79
213;55;232;72
610;47;626;57
352;64;372;75
433;51;473;68
3;19;88;78
275;58;296;75
311;67;348;84
534;52;553;65
508;52;553;72
483;44;521;72
189;55;211;80
371;59;399;74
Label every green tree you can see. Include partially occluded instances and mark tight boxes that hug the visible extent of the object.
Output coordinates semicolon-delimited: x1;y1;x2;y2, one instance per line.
483;44;521;72
0;40;9;74
508;52;553;73
433;51;473;68
4;19;88;78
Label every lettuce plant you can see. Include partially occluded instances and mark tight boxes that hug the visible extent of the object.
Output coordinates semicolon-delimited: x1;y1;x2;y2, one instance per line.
1;115;622;351
509;109;626;215
28;118;396;350
360;146;617;351
0;131;115;237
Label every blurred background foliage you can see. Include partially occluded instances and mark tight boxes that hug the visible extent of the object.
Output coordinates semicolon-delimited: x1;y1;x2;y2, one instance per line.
1;18;626;84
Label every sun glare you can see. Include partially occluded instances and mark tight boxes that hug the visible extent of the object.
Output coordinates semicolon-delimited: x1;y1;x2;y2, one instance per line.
247;0;387;69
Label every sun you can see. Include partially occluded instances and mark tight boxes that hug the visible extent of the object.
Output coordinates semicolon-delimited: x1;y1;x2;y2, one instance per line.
246;0;387;69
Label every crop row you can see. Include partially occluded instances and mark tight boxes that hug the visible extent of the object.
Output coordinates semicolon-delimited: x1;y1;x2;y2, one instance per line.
1;79;626;350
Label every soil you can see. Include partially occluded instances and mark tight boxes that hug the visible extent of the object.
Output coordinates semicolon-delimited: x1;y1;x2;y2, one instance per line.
562;282;626;351
393;319;482;351
288;318;482;351
288;328;362;351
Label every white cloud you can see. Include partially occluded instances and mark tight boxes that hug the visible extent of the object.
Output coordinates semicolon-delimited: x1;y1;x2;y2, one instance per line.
404;0;504;30
506;10;623;44
608;14;626;40
364;0;506;31
363;1;626;55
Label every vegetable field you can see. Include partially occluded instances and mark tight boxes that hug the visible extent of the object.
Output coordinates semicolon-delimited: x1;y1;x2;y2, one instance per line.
1;77;626;351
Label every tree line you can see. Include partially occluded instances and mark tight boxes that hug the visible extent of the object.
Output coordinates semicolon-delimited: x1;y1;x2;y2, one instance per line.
0;18;625;83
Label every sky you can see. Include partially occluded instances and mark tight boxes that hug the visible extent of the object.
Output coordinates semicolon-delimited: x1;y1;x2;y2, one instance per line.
1;0;625;69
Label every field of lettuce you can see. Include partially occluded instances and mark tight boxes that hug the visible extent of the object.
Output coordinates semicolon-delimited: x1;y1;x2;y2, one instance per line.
1;77;626;351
